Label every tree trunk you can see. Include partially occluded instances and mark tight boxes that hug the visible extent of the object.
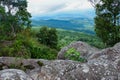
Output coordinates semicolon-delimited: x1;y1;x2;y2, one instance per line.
10;24;16;37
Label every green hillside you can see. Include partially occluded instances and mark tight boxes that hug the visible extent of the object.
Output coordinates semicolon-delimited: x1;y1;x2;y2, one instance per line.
32;27;105;49
57;29;105;49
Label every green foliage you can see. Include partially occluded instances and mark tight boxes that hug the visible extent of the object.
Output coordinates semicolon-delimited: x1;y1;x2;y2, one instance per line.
0;27;58;59
30;45;58;60
37;61;44;66
65;48;86;62
0;0;31;39
0;28;32;58
94;0;120;46
57;30;105;49
32;27;105;49
0;1;59;60
36;27;58;49
0;0;32;57
65;48;80;60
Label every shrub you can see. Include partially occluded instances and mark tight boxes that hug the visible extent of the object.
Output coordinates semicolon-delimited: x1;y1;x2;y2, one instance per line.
36;27;58;49
30;45;58;60
0;27;58;60
65;47;86;62
0;28;32;58
37;61;44;66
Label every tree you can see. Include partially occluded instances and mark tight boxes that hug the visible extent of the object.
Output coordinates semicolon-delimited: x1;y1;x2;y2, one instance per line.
48;28;58;49
89;0;120;46
37;27;49;46
0;0;31;38
36;27;58;49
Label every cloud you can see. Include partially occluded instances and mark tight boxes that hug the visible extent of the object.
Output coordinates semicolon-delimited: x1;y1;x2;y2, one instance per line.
27;0;93;16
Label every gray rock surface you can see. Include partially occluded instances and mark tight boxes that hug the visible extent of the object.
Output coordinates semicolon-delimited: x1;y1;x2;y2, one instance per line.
57;41;100;60
0;69;33;80
0;42;119;80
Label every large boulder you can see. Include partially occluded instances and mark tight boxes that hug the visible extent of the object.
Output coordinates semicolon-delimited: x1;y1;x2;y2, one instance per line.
57;41;99;60
30;42;120;80
89;42;120;60
0;69;33;80
0;42;120;80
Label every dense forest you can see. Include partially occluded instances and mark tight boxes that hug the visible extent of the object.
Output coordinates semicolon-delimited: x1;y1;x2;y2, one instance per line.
0;0;119;61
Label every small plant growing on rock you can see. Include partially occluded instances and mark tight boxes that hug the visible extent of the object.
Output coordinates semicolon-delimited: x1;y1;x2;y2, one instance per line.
37;61;44;66
8;63;26;71
65;47;86;62
24;65;35;70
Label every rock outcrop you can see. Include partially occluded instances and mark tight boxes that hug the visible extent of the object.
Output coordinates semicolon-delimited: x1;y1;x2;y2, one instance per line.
57;41;100;60
0;69;33;80
0;42;119;80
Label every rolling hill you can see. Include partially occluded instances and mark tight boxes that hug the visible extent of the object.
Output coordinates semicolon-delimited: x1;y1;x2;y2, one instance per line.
31;10;95;34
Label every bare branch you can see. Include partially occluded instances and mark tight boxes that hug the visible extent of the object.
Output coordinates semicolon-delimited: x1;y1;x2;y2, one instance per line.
88;0;101;8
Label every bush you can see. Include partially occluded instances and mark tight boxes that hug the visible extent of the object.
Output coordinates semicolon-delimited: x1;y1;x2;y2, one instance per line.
30;45;58;60
0;27;58;60
65;47;86;62
36;27;58;49
0;28;32;58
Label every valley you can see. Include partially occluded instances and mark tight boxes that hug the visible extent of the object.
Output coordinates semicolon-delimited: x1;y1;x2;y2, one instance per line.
31;10;95;34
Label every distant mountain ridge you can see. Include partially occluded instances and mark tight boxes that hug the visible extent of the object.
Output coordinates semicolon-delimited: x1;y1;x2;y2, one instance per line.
31;9;95;34
32;9;95;20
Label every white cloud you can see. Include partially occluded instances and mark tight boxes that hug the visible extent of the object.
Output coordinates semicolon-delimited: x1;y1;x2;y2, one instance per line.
27;0;93;16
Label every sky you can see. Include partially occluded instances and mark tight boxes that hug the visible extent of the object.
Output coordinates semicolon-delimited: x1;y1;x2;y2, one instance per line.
27;0;93;16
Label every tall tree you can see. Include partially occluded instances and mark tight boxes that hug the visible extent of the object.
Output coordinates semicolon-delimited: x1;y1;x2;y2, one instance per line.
89;0;120;46
36;27;58;49
0;0;31;38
